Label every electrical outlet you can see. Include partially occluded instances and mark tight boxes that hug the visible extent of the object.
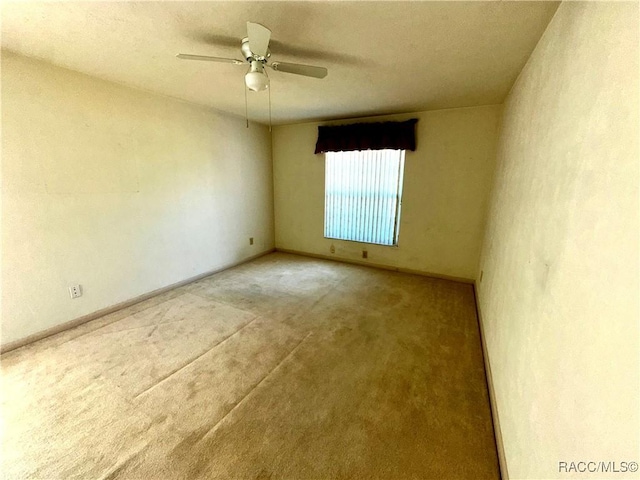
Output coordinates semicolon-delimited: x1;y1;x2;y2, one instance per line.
249;237;254;246
362;250;368;259
330;245;335;254
69;284;82;299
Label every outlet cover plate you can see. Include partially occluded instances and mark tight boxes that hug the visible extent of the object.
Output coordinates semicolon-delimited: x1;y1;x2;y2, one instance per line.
69;285;82;299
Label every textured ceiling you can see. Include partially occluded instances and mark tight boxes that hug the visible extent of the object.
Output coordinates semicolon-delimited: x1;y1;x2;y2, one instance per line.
1;1;559;125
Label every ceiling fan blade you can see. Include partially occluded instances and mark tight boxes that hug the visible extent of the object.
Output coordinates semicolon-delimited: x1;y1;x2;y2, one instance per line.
269;62;328;79
176;54;244;65
247;22;271;57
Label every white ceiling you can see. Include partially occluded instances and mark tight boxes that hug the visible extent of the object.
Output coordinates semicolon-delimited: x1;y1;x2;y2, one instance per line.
1;1;559;125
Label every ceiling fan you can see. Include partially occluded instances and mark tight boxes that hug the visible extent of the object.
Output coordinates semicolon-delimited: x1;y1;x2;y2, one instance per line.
177;22;328;93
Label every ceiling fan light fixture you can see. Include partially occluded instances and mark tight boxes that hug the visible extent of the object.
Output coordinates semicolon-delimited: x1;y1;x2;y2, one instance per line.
245;60;269;92
245;70;269;92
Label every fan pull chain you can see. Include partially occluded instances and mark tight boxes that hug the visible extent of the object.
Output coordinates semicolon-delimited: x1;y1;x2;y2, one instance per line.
244;84;249;128
263;67;272;132
268;82;272;132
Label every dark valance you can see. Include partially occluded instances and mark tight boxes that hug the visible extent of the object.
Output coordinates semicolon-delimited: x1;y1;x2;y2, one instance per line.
314;119;418;154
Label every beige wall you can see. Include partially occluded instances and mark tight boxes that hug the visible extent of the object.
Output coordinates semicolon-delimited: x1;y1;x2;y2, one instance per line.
477;3;639;479
273;106;500;281
1;52;274;347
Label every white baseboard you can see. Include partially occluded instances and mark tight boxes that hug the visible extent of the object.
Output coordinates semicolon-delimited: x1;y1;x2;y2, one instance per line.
0;249;275;354
473;283;509;480
276;248;475;284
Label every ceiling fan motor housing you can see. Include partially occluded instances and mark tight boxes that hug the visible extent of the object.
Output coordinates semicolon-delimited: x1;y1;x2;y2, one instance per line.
241;37;270;62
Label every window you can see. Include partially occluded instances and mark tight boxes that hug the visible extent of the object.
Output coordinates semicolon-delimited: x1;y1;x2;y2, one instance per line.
324;149;405;246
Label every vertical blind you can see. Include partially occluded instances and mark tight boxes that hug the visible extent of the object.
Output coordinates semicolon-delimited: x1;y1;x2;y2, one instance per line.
324;149;405;246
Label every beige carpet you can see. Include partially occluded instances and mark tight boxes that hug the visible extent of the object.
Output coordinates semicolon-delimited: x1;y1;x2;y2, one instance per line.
1;252;499;479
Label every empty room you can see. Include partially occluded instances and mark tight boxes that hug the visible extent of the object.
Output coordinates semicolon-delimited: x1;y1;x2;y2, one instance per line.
1;1;638;479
